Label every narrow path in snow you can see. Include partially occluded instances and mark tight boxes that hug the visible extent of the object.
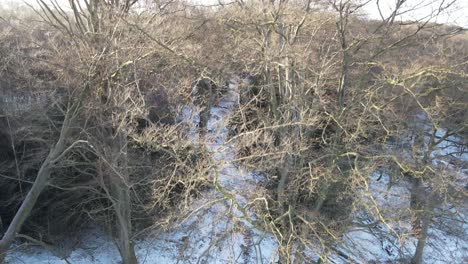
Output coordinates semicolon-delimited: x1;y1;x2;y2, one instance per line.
149;77;278;264
6;78;467;264
5;77;278;264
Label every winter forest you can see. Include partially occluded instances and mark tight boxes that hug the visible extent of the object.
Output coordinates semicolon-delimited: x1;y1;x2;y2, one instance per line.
0;0;467;263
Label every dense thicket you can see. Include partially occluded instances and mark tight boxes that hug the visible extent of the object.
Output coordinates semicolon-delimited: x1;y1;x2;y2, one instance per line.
0;1;467;263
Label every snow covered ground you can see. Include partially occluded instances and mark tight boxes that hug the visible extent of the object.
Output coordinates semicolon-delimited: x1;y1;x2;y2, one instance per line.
5;77;279;264
338;171;467;263
337;124;468;263
5;78;467;263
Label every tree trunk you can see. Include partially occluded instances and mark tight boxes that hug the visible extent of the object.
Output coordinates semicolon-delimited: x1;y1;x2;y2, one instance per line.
0;103;76;263
0;159;51;253
409;126;436;264
411;203;430;264
313;184;329;212
110;131;137;264
193;79;215;142
410;177;423;235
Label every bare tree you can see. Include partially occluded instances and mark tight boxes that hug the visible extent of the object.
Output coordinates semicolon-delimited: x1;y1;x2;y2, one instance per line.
0;87;86;262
